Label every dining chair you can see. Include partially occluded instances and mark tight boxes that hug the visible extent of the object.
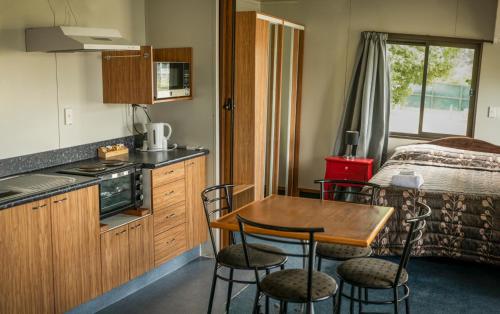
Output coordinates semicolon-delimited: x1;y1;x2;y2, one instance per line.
314;179;381;270
202;184;287;314
335;201;432;314
237;214;338;314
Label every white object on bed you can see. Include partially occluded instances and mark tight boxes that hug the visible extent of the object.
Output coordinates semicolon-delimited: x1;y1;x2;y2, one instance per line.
391;171;424;188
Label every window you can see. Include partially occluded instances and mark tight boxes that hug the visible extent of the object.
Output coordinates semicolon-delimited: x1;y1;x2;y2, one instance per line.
387;35;481;138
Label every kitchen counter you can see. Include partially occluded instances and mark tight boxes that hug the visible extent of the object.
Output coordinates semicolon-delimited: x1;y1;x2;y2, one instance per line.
127;148;208;168
0;148;208;210
0;174;100;210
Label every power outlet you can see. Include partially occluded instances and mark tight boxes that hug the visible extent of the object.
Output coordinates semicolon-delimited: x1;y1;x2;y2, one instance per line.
64;108;73;125
487;106;497;119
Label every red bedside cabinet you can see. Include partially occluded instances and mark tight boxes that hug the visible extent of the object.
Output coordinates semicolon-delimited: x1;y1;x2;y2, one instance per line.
324;156;373;184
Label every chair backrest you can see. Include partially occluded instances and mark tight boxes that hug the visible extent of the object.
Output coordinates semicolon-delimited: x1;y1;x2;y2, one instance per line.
236;214;324;304
314;179;380;205
394;201;432;285
201;184;234;257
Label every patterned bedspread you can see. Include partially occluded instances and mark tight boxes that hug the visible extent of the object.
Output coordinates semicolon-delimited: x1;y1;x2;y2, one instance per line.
369;144;500;265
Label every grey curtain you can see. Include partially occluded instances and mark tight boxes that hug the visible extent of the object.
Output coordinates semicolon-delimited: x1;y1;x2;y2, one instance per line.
333;32;390;171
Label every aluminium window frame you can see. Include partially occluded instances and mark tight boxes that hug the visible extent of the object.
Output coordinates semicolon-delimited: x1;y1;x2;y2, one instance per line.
387;33;483;140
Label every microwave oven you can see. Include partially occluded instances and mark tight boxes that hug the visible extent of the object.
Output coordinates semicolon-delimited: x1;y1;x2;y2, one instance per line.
154;62;191;99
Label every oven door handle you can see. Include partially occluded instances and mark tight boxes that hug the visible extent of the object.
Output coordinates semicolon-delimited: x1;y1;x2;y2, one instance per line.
100;169;134;181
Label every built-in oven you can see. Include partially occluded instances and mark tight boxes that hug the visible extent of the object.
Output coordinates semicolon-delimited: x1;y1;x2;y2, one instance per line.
154;61;191;99
99;165;143;218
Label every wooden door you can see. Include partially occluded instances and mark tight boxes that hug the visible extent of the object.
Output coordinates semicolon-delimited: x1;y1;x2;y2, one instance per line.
51;186;102;313
185;156;208;249
129;215;153;279
0;199;54;314
100;225;130;293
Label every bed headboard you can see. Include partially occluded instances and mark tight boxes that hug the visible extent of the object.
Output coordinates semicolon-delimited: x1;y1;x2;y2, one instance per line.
428;137;500;154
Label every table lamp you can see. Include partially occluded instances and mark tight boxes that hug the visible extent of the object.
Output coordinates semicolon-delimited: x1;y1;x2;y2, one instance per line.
344;131;359;159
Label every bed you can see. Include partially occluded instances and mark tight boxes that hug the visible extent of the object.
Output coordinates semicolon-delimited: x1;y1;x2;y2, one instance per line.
368;137;500;265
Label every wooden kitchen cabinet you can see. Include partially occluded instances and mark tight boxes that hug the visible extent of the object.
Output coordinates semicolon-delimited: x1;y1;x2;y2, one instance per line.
100;215;153;292
102;46;193;104
129;215;154;279
185;156;208;249
51;186;102;313
0;199;54;314
100;225;130;293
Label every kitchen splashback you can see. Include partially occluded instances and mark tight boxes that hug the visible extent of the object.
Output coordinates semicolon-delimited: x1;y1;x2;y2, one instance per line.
0;136;135;178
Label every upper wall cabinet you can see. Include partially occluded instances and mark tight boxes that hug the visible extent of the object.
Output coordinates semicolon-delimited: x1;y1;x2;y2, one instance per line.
102;46;193;105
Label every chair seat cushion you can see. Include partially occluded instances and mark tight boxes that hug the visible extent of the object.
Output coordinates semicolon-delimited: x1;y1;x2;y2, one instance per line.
260;269;337;302
337;257;408;288
217;243;286;269
317;243;372;260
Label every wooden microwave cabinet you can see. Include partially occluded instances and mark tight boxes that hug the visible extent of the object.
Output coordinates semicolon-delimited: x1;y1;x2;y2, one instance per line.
101;46;193;105
0;156;208;313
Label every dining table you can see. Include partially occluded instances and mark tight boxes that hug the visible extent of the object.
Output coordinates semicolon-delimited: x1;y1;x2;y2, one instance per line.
210;194;395;247
209;194;394;313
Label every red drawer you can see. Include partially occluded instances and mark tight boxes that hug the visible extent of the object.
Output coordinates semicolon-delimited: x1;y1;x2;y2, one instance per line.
329;161;368;174
328;169;367;181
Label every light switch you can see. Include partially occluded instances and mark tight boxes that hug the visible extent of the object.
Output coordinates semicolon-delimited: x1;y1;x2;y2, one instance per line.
64;108;73;125
487;106;497;119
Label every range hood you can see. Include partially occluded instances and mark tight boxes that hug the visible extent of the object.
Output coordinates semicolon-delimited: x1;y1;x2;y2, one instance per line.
25;26;140;52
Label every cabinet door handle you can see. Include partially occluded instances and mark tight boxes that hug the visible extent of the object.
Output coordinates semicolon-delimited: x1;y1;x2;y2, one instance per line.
165;238;176;245
32;204;47;210
186;161;195;166
53;197;68;204
166;213;176;219
344;166;349;170
167;170;175;174
165;190;175;196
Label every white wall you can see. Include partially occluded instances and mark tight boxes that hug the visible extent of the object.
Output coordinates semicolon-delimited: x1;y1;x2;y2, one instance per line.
0;0;146;159
146;0;217;186
261;0;499;190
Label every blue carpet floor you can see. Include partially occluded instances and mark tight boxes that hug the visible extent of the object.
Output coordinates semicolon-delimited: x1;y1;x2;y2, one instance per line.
227;256;500;314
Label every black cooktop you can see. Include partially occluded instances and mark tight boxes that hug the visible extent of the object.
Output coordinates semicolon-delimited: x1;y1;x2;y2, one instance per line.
58;159;135;177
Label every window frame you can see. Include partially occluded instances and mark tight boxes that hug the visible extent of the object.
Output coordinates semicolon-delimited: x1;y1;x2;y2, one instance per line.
387;33;483;140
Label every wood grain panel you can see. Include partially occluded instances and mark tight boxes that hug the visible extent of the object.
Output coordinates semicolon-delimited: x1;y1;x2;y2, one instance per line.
185;156;208;249
102;46;153;104
51;186;101;313
100;225;130;293
154;224;187;267
152;162;185;188
254;17;270;201
234;12;257;190
0;199;54;314
152;179;186;211
129;215;154;280
154;202;186;236
211;195;394;247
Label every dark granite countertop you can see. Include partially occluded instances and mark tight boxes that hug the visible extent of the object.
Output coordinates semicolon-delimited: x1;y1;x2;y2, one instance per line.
0;148;208;210
127;148;209;168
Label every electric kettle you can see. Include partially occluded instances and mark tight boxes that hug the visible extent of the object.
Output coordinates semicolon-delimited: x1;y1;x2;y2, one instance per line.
145;123;172;151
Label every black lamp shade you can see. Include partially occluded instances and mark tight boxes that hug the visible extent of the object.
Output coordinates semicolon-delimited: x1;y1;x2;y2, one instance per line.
345;131;359;146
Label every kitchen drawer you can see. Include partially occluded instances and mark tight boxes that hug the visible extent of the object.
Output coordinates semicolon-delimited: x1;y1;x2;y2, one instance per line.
154;224;187;266
152;163;185;188
152;179;186;210
154;202;186;236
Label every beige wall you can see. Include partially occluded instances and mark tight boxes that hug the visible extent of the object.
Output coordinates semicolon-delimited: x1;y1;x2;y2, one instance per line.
261;0;499;190
237;0;261;11
0;0;146;159
146;0;217;186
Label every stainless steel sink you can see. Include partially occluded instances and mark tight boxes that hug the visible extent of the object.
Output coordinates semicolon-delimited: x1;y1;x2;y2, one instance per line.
0;174;77;202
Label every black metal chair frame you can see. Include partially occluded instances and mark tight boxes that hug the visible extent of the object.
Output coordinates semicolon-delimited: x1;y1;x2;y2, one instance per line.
314;179;381;205
335;201;432;314
202;184;286;314
237;214;337;314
